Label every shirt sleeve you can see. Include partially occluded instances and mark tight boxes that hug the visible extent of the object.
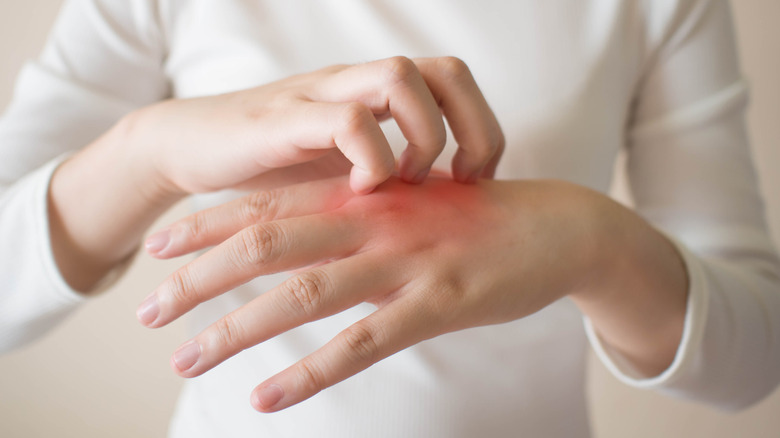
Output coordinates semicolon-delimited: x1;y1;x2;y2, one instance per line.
585;0;780;410
0;0;169;353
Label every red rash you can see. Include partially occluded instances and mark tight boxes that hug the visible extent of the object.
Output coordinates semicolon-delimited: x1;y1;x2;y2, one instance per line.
332;176;507;256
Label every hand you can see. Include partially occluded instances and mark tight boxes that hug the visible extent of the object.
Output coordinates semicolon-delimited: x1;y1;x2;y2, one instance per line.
139;176;631;411
45;56;502;293
128;56;504;196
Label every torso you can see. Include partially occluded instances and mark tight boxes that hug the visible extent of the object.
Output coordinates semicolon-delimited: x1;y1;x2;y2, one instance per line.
163;1;648;436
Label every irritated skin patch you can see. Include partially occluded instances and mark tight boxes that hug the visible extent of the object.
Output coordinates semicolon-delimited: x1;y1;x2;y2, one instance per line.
334;175;502;251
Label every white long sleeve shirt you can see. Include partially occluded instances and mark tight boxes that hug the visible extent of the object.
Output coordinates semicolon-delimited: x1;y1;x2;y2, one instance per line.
1;1;779;437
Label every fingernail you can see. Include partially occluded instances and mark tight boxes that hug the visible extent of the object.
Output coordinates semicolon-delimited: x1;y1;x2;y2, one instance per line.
254;384;284;410
145;230;170;254
172;341;201;372
136;294;160;326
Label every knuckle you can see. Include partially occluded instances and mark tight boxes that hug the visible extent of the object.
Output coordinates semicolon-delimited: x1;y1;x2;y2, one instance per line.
381;56;418;87
341;322;381;364
338;102;374;137
435;56;471;82
295;359;326;394
425;273;472;323
212;313;247;352
235;223;283;266
283;270;330;315
167;267;196;306
243;190;280;222
181;213;208;242
429;280;465;312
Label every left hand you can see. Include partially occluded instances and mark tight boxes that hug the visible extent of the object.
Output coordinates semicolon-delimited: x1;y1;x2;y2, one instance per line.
138;175;686;411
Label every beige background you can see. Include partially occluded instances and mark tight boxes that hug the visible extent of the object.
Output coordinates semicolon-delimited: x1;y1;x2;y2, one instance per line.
0;1;777;437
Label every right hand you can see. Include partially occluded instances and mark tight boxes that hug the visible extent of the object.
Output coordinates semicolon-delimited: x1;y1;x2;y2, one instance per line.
128;56;504;195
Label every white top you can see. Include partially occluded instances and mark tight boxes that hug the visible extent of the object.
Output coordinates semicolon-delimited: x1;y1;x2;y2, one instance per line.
1;0;779;437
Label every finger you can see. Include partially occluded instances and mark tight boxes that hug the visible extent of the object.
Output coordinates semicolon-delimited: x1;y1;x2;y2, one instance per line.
145;176;353;259
170;252;406;377
232;149;353;192
250;294;436;412
414;57;505;183
479;136;505;179
310;57;447;184
137;211;361;328
263;101;396;194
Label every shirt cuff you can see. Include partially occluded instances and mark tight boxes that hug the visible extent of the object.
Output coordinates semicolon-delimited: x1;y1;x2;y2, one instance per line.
583;233;709;388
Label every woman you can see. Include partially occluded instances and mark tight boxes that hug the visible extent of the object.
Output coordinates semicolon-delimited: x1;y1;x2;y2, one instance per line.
1;0;778;436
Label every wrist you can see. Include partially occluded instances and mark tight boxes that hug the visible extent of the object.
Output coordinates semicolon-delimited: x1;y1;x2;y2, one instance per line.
113;105;188;201
48;115;184;293
568;194;688;375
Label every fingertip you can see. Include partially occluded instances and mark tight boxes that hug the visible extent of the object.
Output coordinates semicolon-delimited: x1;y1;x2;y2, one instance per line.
451;154;483;184
451;167;479;184
251;383;285;412
397;147;430;184
410;167;430;184
145;229;171;258
171;340;202;376
136;293;160;327
250;391;264;412
169;354;185;376
349;166;381;195
479;165;497;180
399;169;428;185
462;171;481;184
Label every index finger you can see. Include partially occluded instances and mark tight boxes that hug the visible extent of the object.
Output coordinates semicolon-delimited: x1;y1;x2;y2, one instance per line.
310;57;447;184
146;176;353;259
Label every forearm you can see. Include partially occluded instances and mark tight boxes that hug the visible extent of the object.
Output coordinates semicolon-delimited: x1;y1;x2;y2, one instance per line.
48;113;183;293
571;196;689;377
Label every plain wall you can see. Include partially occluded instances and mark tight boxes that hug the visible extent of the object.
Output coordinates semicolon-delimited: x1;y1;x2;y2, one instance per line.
0;1;777;437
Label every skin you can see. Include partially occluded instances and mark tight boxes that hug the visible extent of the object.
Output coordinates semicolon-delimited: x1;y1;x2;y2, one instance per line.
43;53;687;414
47;56;504;292
140;175;688;413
